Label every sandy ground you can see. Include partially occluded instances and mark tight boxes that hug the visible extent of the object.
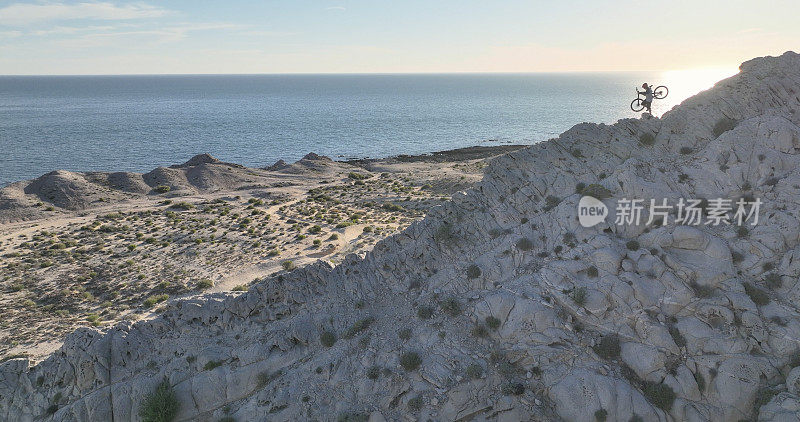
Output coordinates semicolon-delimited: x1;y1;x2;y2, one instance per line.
0;145;525;362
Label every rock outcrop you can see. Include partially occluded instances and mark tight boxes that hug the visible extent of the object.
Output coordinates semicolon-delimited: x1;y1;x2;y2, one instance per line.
2;52;800;421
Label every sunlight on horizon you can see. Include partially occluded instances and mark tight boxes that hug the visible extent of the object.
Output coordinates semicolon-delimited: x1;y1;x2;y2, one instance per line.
654;67;740;114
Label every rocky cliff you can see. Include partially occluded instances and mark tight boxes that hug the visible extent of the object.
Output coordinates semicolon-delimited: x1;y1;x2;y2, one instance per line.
2;52;800;421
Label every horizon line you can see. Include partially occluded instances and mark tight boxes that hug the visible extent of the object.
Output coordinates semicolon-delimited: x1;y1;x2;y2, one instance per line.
0;68;739;77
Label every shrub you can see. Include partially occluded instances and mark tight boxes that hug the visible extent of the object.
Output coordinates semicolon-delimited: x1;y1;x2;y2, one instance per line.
196;279;213;289
472;324;489;338
170;202;194;210
744;282;770;306
154;185;171;194
232;284;247;292
400;351;421;371
337;412;369;422
679;146;694;155
543;195;562;211
486;316;501;330
320;331;337;347
643;381;676;411
466;264;481;279
570;286;588;306
516;237;534;251
203;360;223;371
737;226;749;238
348;172;370;180
587;266;599;278
689;281;714;298
417;306;434;319
465;363;483;379
594;409;608;422
639;133;655;146
694;371;706;392
143;294;169;308
625;240;640;251
398;328;412;341
281;260;296;271
139;378;179;422
407;396;423;411
440;297;462;317
434;222;455;244
501;382;525;396
580;184;612;200
343;317;375;339
765;273;782;289
366;365;381;380
713;118;738;137
669;326;686;347
593;335;621;360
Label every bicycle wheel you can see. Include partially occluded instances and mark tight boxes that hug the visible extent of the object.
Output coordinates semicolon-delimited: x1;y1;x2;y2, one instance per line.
631;98;644;112
653;85;668;99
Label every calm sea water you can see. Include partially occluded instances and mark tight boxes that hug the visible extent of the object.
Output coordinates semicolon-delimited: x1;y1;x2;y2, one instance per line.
0;72;721;185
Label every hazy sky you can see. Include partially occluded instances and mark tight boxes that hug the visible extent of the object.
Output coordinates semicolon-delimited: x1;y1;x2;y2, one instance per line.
0;0;798;74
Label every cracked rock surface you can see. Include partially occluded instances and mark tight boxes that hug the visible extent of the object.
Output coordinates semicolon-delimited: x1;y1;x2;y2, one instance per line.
3;51;800;421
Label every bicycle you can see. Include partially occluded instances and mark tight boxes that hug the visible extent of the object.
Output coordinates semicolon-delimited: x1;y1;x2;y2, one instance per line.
630;85;668;112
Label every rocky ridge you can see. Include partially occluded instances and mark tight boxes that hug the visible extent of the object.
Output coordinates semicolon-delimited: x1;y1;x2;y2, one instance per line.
2;52;800;421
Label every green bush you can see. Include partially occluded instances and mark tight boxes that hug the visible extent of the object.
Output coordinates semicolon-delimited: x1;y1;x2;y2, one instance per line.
343;317;375;339
669;325;686;347
153;185;171;194
417;305;434;319
400;351;422;371
139;378;179;422
337;412;369;422
625;240;640;251
472;324;489;338
744;282;770;306
407;396;423;411
694;371;706;392
366;365;381;380
639;133;655;146
713;118;737;137
486;316;501;330
466;264;481;279
679;146;694;155
594;408;608;422
398;328;412;341
348;172;370;180
143;294;169;308
593;335;621;360
642;381;676;411
570;286;588;306
580;184;612;200
516;238;534;251
501;382;525;396
203;360;223;371
587;266;599;278
440;297;462;317
465;363;483;379
320;330;337;347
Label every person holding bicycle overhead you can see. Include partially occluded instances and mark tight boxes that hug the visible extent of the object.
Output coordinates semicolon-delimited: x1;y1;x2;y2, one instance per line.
638;83;654;114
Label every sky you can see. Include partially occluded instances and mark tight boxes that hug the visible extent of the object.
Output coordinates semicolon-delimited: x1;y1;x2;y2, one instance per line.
0;0;798;75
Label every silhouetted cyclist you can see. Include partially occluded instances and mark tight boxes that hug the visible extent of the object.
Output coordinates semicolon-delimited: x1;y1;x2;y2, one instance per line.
638;83;653;114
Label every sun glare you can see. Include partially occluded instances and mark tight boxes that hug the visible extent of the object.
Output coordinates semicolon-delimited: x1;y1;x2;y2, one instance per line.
655;67;740;113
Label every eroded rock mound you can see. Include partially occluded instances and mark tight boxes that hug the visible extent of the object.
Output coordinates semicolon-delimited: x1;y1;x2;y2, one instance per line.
3;52;800;422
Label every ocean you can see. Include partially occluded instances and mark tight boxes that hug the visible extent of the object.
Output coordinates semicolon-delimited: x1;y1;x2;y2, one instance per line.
0;71;732;186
